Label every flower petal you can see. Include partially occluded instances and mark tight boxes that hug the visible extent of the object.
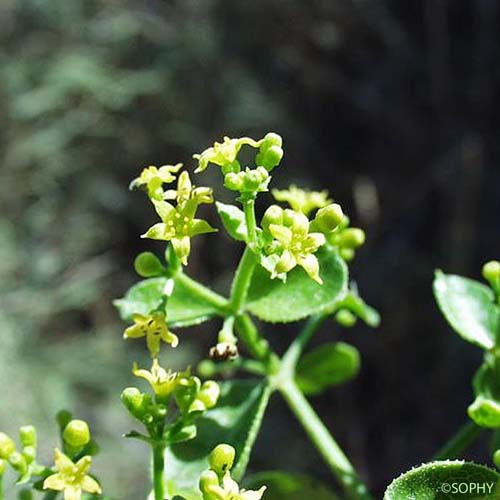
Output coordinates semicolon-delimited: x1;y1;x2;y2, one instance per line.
161;329;179;348
189;219;217;237
81;475;102;494
171;237;191;265
297;254;323;284
152;199;176;222
141;223;174;241
269;224;293;247
64;485;82;500
146;332;161;358
43;473;65;491
54;449;75;475
75;455;92;475
240;486;267;500
123;324;146;339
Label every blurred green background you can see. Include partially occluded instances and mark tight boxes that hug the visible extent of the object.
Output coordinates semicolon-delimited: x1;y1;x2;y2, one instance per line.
1;0;500;498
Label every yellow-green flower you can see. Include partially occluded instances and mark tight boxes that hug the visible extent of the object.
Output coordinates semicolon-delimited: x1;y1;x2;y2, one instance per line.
123;312;178;358
201;470;266;500
272;185;331;216
142;171;216;265
262;206;326;284
130;164;183;200
43;449;101;500
194;136;261;173
132;358;187;399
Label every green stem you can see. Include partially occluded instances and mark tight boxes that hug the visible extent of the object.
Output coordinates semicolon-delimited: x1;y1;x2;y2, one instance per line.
281;314;328;371
243;197;258;249
152;443;166;500
234;314;272;362
433;421;484;460
0;476;3;500
175;272;229;312
230;247;257;313
279;380;373;500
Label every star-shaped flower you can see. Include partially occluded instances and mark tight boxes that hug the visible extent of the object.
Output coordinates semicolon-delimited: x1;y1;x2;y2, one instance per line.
262;207;326;284
194;136;261;173
272;185;331;216
123;312;178;358
132;358;187;400
130;164;183;200
142;171;216;265
43;449;101;500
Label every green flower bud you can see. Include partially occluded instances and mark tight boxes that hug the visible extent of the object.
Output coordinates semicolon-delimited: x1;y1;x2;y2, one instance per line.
121;387;151;419
19;426;37;448
188;399;207;413
338;228;366;249
63;420;91;448
224;172;244;191
197;360;217;378
262;205;283;231
197;381;220;409
243;168;268;191
209;444;235;474
199;469;219;493
313;204;344;233
263;132;283;148
22;445;36;464
339;248;355;261
0;432;15;459
8;451;27;475
494;449;500;469
134;252;164;278
335;309;358;327
483;261;500;284
152;404;167;420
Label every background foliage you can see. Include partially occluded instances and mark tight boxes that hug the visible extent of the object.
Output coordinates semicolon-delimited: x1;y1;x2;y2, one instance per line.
1;0;500;498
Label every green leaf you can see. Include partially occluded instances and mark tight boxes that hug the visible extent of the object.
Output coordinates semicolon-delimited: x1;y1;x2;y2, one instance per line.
247;246;348;323
216;202;247;241
295;342;360;395
164;380;271;500
384;461;500;499
114;276;220;327
433;271;500;350
245;471;339;500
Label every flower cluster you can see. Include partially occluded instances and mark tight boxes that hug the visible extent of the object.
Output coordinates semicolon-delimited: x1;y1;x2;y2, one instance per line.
199;445;266;500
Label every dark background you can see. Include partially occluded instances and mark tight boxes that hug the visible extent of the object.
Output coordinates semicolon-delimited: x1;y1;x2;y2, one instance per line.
1;0;499;498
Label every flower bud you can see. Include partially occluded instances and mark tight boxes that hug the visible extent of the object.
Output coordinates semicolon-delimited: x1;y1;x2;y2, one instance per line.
22;445;36;464
263;132;283;148
134;252;164;278
209;444;235;474
256;133;284;171
63;420;91;449
335;309;357;327
224;172;244;191
152;404;167;420
8;451;27;475
188;399;207;413
339;248;355;261
262;205;283;231
19;426;37;448
0;432;15;459
483;261;500;284
199;469;219;493
338;228;366;249
313;204;344;233
121;387;150;419
197;381;220;409
494;449;500;469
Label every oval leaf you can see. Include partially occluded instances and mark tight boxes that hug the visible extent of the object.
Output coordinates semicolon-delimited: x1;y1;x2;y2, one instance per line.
164;380;271;499
385;461;500;499
114;276;221;327
433;271;500;350
246;246;348;323
245;471;339;500
216;202;247;241
296;342;360;395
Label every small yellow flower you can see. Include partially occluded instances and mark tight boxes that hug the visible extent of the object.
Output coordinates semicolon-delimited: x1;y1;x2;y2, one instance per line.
262;206;326;284
142;171;216;265
132;358;187;399
130;163;183;200
123;312;178;358
194;136;261;173
43;449;101;500
272;185;331;216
